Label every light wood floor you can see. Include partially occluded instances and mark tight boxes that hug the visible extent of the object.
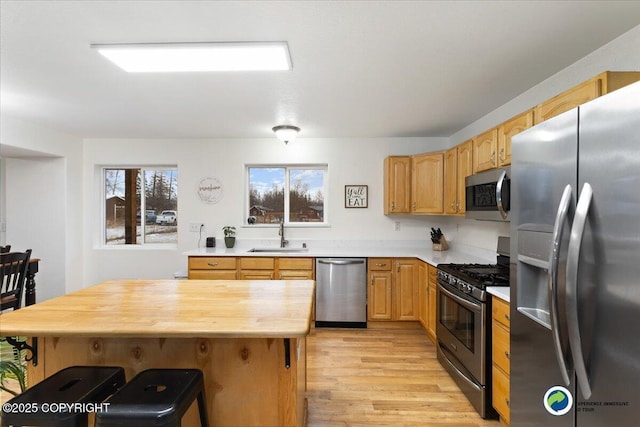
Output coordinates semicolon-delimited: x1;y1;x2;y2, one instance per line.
306;324;501;427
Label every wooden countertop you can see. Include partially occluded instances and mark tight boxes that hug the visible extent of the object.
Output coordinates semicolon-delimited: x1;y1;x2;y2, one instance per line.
0;279;315;339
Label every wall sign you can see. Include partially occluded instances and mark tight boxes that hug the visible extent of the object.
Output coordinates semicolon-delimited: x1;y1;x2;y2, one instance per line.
197;177;224;204
345;185;368;208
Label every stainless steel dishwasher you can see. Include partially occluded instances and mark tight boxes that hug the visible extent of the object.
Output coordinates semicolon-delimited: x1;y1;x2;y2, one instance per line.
315;258;367;328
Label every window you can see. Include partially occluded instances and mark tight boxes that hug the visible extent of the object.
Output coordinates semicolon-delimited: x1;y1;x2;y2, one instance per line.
104;167;178;245
247;165;327;224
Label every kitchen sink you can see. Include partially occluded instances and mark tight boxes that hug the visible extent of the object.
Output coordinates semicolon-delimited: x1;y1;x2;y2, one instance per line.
247;247;309;253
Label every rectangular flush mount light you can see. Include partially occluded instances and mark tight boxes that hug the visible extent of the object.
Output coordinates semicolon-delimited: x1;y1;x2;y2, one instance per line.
91;41;292;72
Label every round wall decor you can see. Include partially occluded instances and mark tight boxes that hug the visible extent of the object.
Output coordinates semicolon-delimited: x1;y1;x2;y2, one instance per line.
197;177;224;204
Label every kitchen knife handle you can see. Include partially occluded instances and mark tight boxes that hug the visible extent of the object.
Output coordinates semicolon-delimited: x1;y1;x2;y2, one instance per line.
548;184;573;386
567;182;593;400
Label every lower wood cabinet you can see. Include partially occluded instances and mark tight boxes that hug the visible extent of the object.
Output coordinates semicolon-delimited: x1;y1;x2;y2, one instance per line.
492;295;511;425
188;256;313;281
187;256;238;279
427;264;437;342
368;258;393;320
367;258;419;321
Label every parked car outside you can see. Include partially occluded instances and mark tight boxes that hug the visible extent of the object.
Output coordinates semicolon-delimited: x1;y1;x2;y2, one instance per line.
145;210;157;223
156;210;177;226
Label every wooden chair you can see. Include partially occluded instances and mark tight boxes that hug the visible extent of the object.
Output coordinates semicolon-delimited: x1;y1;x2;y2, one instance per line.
0;249;32;312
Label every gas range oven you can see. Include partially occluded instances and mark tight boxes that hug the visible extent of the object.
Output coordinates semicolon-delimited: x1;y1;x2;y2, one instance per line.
436;236;510;419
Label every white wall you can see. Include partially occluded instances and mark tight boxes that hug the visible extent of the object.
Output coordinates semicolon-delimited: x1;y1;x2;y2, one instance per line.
450;24;640;145
0;116;83;299
82;136;461;285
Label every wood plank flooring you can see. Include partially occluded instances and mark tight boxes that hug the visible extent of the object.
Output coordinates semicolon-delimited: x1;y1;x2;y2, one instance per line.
306;324;501;427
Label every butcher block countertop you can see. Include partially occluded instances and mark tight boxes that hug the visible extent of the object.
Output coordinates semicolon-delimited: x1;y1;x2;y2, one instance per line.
0;279;316;339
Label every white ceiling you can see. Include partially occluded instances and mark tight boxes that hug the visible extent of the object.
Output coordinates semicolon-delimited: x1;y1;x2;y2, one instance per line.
2;1;640;140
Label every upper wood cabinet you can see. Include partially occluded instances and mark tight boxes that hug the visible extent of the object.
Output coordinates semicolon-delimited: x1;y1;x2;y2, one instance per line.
411;152;444;214
534;71;640;124
444;140;473;215
473;128;498;173
383;156;411;214
497;110;533;167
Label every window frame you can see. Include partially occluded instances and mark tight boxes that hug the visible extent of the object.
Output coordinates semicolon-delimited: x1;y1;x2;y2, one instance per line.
245;164;329;227
101;165;179;248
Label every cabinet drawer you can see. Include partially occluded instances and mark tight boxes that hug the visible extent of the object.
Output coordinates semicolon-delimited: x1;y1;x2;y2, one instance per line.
278;258;313;270
189;257;237;270
492;296;510;328
369;258;392;271
189;270;237;280
278;270;313;280
427;264;438;285
492;364;510;424
492;321;510;375
239;257;275;270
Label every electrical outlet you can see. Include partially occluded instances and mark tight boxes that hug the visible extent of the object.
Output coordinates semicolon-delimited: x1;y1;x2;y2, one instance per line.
189;222;205;232
394;221;401;231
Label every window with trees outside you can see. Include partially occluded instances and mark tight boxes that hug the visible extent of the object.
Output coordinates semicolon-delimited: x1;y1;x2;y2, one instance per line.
104;167;178;245
247;165;326;224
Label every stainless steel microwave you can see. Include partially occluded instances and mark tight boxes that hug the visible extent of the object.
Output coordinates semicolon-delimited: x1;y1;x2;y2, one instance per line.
465;167;510;221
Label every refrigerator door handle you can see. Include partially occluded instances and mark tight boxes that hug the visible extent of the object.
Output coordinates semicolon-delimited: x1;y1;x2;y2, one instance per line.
548;184;573;386
567;182;593;399
496;170;508;220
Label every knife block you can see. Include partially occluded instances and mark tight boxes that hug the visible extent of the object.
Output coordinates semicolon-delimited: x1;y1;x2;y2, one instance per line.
432;235;449;251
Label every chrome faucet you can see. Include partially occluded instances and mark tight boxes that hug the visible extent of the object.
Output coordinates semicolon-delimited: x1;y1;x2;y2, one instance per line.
279;221;289;248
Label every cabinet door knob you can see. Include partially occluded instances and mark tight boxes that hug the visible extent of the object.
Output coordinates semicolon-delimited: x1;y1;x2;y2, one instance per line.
505;350;510;360
505;313;510;321
506;398;510;407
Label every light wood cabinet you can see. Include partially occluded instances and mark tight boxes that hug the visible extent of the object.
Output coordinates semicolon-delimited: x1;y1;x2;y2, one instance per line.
444;140;473;215
427;264;438;343
188;256;237;279
368;258;418;321
418;261;428;329
411;152;444;214
277;258;314;280
497;110;533;167
443;147;458;215
534;71;640;124
188;256;313;281
393;258;419;321
384;156;412;214
239;257;275;280
492;296;511;425
368;258;393;320
473;128;498;173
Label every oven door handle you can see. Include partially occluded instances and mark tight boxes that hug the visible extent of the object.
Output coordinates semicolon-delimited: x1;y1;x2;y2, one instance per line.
438;283;482;312
548;184;573;386
438;345;482;392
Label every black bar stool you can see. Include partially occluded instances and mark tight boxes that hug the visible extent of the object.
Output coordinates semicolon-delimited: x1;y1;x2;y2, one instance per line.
1;365;125;427
95;369;209;427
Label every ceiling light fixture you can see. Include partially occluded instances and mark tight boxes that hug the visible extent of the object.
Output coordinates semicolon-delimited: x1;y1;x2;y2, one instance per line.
91;41;292;72
272;125;300;144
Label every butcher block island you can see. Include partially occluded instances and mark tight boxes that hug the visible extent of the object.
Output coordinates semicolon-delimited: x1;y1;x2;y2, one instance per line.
0;279;315;427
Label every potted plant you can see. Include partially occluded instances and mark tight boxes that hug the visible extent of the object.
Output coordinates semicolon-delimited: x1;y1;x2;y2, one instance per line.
0;359;27;397
222;226;236;248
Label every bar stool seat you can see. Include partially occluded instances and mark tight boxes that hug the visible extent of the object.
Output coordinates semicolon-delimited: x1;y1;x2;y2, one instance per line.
1;365;125;427
95;369;209;427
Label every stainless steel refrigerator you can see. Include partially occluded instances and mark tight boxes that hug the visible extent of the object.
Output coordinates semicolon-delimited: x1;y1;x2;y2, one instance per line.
510;80;640;426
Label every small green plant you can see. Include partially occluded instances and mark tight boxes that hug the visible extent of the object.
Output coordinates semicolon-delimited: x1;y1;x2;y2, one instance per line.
222;226;236;238
0;359;27;396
